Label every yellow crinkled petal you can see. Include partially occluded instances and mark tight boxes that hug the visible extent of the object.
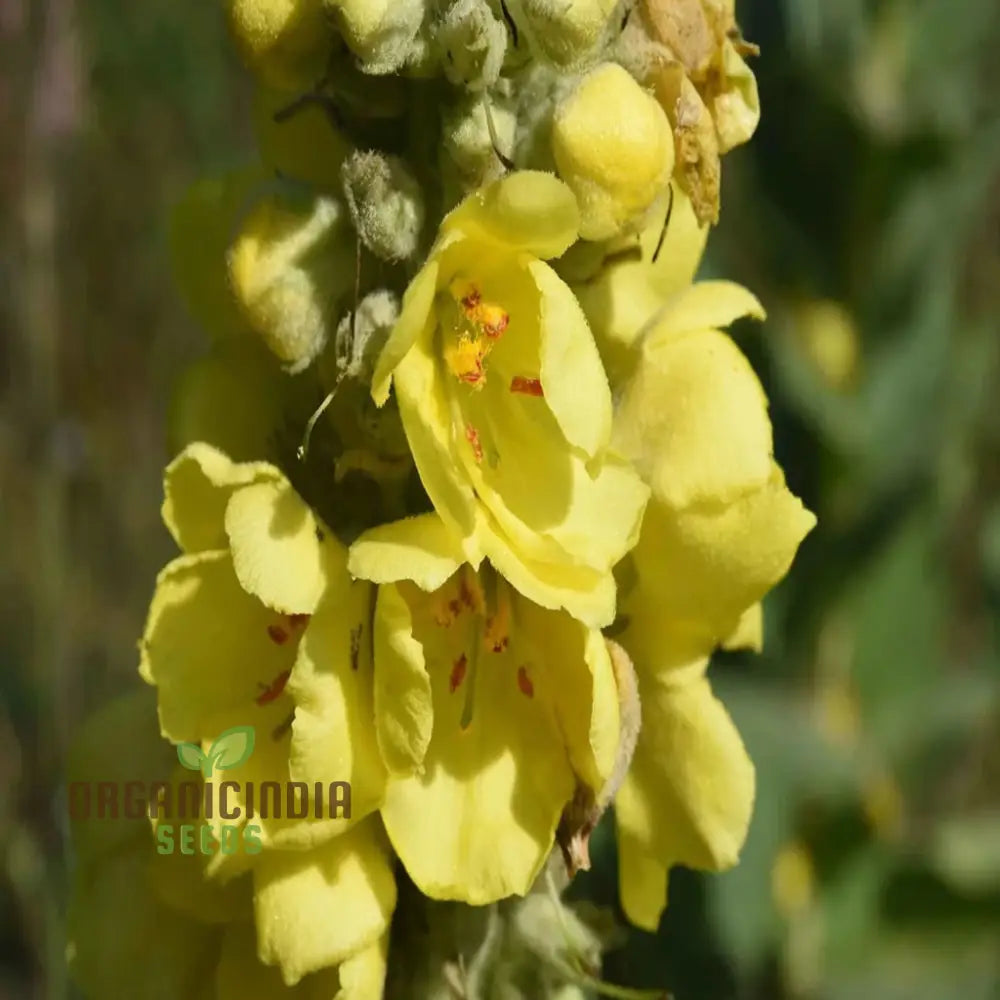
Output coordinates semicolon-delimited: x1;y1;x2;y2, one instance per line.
162;442;282;554
68;841;221;1000
285;580;388;828
225;478;346;615
380;580;575;904
443;171;580;260
169;166;266;341
516;598;620;791
572;185;708;388
645;280;765;347
226;0;333;92
371;257;440;405
721;602;764;652
483;516;617;628
335;935;389;1000
168;341;290;465
66;688;175;872
253;819;397;985
615;824;669;932
372;584;433;775
139;551;298;743
552;63;674;240
615;666;755;875
215;921;341;1000
627;465;816;644
348;513;465;591
713;41;761;154
531;259;612;458
614;328;773;509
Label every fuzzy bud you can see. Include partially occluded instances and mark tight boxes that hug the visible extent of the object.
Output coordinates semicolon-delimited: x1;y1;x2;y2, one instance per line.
438;0;507;90
225;0;333;92
227;185;353;371
341;151;425;261
516;0;617;66
442;96;516;187
552;62;674;240
322;0;426;74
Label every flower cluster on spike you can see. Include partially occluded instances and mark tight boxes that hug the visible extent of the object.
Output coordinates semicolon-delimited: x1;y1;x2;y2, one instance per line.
66;2;813;997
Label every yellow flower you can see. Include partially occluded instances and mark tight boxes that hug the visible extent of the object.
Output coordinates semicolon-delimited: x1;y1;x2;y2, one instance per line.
370;171;649;627
66;689;392;997
347;513;622;904
140;443;388;849
552;62;675;241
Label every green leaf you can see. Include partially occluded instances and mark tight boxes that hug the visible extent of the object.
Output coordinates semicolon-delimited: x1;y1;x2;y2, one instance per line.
205;725;256;775
176;742;206;772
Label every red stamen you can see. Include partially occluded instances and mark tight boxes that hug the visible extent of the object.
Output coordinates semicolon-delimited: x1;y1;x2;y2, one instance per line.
256;669;291;706
483;313;509;338
517;666;534;698
450;654;468;693
465;424;484;463
267;625;289;645
510;376;544;397
461;289;482;311
287;613;310;629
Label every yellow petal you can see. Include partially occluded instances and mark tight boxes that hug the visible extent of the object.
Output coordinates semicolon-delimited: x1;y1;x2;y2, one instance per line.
253;819;396;985
371;584;433;775
162;443;282;554
147;847;253;925
615;667;755;875
139;551;299;743
531;259;611;457
225;478;347;615
285;581;388;832
335;935;389;1000
645;281;765;347
371;258;440;405
443;171;580;259
380;579;576;903
614;329;773;509
347;513;465;591
721;603;764;653
615;824;669;932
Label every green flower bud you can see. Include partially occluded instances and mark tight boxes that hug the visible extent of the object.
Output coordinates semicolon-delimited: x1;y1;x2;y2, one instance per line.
225;0;333;91
442;95;516;187
341;151;425;261
324;288;400;384
227;185;354;372
322;0;426;74
514;0;617;66
438;0;507;90
552;62;674;239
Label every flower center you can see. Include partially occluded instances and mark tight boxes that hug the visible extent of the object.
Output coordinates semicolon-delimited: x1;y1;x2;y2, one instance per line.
440;277;509;388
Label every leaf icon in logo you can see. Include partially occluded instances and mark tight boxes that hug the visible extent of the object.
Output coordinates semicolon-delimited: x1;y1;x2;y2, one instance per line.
203;726;256;776
176;742;206;772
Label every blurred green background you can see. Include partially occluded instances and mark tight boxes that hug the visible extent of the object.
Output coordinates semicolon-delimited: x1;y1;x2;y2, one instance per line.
2;0;999;997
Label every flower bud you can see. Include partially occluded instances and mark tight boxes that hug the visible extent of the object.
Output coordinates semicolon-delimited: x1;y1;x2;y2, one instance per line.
438;0;507;90
322;0;425;74
341;151;425;262
441;95;516;188
227;185;354;371
517;0;617;66
552;63;674;240
253;86;354;191
225;0;333;92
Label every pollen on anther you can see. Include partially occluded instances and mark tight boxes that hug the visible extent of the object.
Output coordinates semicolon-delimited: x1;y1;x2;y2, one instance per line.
450;654;468;693
510;375;544;397
517;665;534;698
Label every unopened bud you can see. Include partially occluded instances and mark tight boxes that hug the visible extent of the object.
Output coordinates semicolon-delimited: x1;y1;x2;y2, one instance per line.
552;63;674;240
442;96;516;187
322;0;426;74
227;185;353;371
517;0;617;66
342;151;425;262
225;0;333;91
438;0;507;90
